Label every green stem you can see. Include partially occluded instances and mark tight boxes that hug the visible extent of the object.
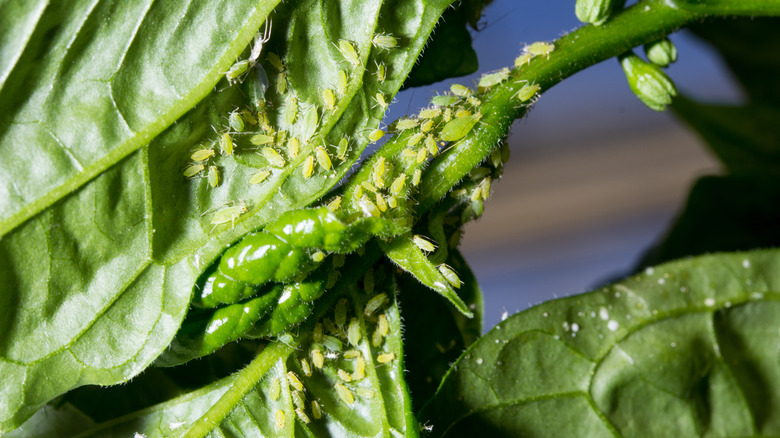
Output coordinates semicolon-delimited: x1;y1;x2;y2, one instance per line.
418;0;780;210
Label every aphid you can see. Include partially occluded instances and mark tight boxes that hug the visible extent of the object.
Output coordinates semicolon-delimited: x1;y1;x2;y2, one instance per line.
514;53;533;67
470;186;482;202
311;251;325;262
377;353;395;364
269;377;281;401
322;88;336;111
327;196;342;212
353;356;366;380
455;108;472;118
292;390;307;410
275;129;288;146
443;107;453;122
374;93;388;111
276;71;288;94
335;383;355;404
431;95;459;107
438;264;462;288
219;133;234;156
526;41;555;59
356;387;374;399
478;67;510;89
279;333;294;346
228;111;245;132
301;106;319;141
347;318;361;346
375;193;388;212
284;95;298;125
419;108;441;119
467;96;481;107
315;146;332;170
337;369;353;382
372;157;386;188
296;408;310;424
469;167;491;180
390;174;406;195
191;148;215;162
479;177;492;201
225;60;249;85
301;358;312;377
336;70;348;95
412;169;422;187
375;61;387;82
364;269;375;295
324;316;338;335
250;133;275;145
208;166;220;188
183;163;204;177
425;134;438;155
395;118;418;131
402;148;417;159
364;293;387;316
322;335;343;352
312;400;322;420
313;323;323;343
514;83;541;103
344;349;361;359
387;196;398;209
302;155;315;179
287;371;304;391
337;137;349;160
368;129;385;143
438;113;482;142
248;20;272;65
372;33;398;49
257;112;272;131
311;348;324;369
416;147;428;164
275;409;286;430
353;186;363;201
335;298;348;328
413;235;435;253
359;195;381;217
211;202;247;228
420;119;434;133
407;132;424;147
490;148;503;168
450;83;472;97
286;137;299;159
241;109;257;125
267;52;285;72
377;314;389;337
337;39;360;67
263;147;286;167
372;326;384;347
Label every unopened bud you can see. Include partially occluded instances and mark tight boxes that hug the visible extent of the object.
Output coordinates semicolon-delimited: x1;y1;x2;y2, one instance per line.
575;0;616;26
644;38;678;67
619;52;677;112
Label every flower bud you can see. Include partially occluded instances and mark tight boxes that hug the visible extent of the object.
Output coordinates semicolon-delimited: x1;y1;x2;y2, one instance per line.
619;52;677;111
644;38;678;67
575;0;617;26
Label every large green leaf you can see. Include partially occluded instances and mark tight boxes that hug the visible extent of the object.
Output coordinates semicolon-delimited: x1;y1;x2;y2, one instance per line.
0;0;457;431
420;249;780;436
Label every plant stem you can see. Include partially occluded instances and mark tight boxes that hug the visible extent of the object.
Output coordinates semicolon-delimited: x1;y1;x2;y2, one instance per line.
418;0;780;210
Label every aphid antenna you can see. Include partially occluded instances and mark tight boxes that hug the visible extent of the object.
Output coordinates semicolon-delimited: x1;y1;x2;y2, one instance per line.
248;19;273;65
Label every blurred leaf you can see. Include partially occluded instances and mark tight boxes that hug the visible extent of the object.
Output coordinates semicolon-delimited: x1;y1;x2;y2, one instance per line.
420;249;780;437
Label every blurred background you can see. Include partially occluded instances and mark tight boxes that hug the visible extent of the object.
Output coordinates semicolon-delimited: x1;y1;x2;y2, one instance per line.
386;0;740;330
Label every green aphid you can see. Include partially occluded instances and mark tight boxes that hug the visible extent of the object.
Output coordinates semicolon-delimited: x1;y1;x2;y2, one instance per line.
275;409;286;430
219;133;234;156
443;107;452;122
431;95;459;107
301;105;319;141
322;335;343;352
364;268;375;294
312;400;322;420
267;52;285;72
416;147;428;164
372;33;398;50
338;369;353;382
467;96;481;107
337;137;349;160
450;83;472;97
293;389;306;409
515;83;541;103
287;371;304;391
269;377;281;401
310;348;324;369
395;118;418;131
275;129;288;145
364;293;387;316
250;133;275;145
356;386;374;399
413;235;436;252
313;323;323;343
419;108;441;119
301;155;315;179
284;95;298;125
344;349;361;359
311;251;325;262
372;156;386;188
250;169;271;185
526;41;555;58
335;298;348;328
372;325;383;348
328;196;342;212
515;53;533;68
241;109;257;125
390;173;406;195
276;71;287;94
420;119;434;133
347;318;361;346
183;163;204;177
296;408;310;424
402;148;417;159
323;88;336;111
352;356;367;380
455;108;472;118
425;134;438;155
262;147;286;167
479;177;492;201
337;39;360;67
469;167;491;180
439;112;482;142
191;148;215;162
353;186;363;201
412;169;422;187
211;202;247;228
374;92;388;110
335;383;355;405
375;61;387;82
287;137;299;159
375;193;388;212
207;166;220;187
470;186;483;202
377;314;389;337
228;111;245;132
407;132;424;147
361;181;378;193
387;196;397;209
225;59;249;85
315;146;332;170
368;129;385;143
377;352;395;363
359;194;381;217
438;264;461;288
337;70;348;95
478;67;510;89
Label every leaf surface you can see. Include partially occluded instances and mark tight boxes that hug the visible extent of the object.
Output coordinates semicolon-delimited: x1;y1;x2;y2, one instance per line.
420;250;780;437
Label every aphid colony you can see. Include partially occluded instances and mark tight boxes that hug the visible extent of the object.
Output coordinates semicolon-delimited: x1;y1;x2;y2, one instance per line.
268;280;397;428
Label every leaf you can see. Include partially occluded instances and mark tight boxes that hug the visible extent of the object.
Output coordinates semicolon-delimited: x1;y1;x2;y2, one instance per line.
399;249;483;412
419;249;780;436
0;0;458;430
382;233;472;317
639;174;780;268
64;262;417;437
